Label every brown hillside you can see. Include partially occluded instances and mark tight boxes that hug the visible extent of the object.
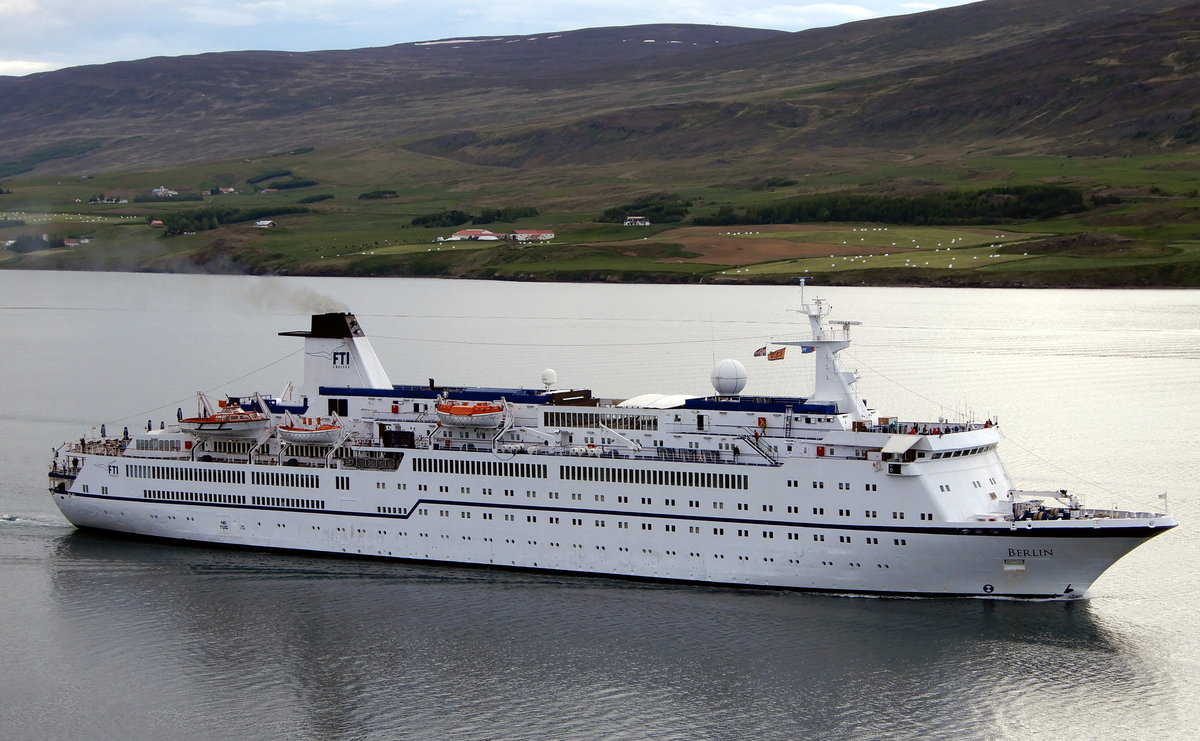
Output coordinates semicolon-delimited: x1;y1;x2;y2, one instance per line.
0;1;1195;176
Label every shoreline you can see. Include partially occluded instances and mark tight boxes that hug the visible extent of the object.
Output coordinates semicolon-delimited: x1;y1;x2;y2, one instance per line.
3;262;1196;288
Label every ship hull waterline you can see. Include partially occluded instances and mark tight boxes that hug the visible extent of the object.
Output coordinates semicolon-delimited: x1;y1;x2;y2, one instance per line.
52;484;1170;599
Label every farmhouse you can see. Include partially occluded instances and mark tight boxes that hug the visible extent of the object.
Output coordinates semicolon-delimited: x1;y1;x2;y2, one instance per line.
254;220;277;228
445;229;501;241
509;230;555;242
623;215;650;226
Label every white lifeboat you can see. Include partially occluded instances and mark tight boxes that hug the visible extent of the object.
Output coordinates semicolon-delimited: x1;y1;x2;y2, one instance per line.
277;415;343;445
179;398;269;438
435;400;505;428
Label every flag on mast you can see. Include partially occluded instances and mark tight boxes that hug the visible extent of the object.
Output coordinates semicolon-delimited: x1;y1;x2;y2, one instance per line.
767;348;786;361
753;346;767;357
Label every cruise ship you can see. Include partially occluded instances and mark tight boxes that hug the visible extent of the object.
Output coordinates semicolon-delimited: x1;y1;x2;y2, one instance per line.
48;290;1176;598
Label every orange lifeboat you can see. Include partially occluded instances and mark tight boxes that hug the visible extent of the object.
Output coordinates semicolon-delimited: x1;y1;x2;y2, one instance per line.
435;401;504;428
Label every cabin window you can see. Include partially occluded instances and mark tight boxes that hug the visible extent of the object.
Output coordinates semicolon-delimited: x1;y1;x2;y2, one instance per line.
328;398;348;416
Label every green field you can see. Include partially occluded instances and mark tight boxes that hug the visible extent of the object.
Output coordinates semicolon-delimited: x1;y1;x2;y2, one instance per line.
2;147;1198;286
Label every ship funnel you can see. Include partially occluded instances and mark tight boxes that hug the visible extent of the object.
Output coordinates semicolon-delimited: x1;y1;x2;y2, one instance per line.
280;313;393;399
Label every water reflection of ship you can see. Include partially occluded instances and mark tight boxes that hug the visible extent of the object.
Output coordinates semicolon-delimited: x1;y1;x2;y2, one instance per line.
46;529;1172;739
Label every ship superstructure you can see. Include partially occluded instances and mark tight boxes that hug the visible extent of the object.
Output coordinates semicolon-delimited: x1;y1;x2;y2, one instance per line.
48;292;1175;598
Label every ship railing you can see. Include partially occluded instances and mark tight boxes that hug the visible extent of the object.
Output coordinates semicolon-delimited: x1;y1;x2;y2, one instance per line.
865;420;994;435
65;438;129;457
736;431;781;465
1074;508;1163;520
49;459;82;477
1012;497;1164;522
406;436;774;466
339;455;401;471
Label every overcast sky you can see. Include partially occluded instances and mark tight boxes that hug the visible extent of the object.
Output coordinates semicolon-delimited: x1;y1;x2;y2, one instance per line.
1;0;978;76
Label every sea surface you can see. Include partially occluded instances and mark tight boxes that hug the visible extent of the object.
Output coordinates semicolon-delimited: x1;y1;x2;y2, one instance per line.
1;271;1197;741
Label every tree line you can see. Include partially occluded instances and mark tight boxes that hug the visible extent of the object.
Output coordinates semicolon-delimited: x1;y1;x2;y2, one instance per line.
6;234;64;253
597;192;691;223
410;206;541;228
152;206;308;235
693;185;1090;226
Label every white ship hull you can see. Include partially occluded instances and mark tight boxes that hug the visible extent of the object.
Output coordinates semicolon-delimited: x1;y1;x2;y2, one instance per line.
51;451;1170;598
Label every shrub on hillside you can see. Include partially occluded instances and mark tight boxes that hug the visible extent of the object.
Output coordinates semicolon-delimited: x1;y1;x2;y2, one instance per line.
156;205;308;235
597;192;691;223
264;179;318;190
472;206;540;224
358;190;398;200
693;185;1087;226
247;169;292;185
411;209;472;228
7;233;63;252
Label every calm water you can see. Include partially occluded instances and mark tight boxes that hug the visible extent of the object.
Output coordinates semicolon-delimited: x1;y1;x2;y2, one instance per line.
1;271;1197;740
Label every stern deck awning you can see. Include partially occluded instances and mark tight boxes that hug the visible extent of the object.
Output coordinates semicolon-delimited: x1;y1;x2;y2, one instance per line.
881;435;919;455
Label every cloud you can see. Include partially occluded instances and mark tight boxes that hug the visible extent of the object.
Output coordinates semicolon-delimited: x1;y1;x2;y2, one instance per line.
0;59;57;75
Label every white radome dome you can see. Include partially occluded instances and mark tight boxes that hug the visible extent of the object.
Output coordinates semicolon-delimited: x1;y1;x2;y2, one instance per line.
710;358;747;396
541;368;557;388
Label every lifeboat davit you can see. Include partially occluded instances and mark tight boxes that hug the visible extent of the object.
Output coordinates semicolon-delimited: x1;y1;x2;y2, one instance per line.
435;401;504;428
